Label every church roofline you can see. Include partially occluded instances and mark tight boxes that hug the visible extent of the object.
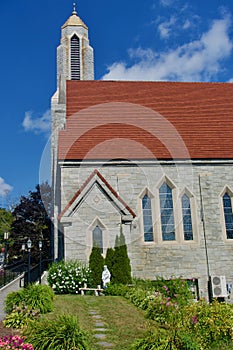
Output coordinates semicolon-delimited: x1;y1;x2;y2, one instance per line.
58;169;136;220
61;12;88;30
57;80;233;160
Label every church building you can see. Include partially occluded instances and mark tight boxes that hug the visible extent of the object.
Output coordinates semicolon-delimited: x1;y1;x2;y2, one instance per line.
51;7;233;300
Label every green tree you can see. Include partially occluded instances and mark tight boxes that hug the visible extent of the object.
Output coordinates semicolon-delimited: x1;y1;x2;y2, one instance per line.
111;226;132;284
0;208;13;241
9;182;52;264
0;208;13;259
105;247;115;276
89;246;104;287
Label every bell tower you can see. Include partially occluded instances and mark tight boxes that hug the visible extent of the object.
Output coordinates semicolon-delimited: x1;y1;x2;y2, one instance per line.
57;3;94;102
51;5;94;260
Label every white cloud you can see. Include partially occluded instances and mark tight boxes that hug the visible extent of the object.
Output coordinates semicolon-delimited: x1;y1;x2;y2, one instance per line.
0;178;13;197
22;109;51;134
183;19;191;30
159;0;174;7
102;17;232;82
158;16;177;39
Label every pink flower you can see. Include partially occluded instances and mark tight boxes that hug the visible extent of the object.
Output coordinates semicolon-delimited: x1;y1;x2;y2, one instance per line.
191;315;198;324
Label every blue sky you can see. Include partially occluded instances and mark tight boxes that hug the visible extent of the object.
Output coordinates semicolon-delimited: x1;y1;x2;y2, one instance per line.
0;0;233;207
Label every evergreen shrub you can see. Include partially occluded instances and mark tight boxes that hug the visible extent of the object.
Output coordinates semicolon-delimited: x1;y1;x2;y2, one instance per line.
88;246;104;287
105;247;115;275
111;231;132;284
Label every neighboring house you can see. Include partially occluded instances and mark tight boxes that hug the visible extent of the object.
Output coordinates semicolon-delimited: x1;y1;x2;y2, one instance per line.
51;7;233;300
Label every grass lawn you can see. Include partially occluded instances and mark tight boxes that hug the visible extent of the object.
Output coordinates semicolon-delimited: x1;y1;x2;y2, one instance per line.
48;294;154;350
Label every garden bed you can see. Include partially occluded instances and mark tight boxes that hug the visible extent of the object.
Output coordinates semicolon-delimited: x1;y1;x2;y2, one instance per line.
0;319;18;337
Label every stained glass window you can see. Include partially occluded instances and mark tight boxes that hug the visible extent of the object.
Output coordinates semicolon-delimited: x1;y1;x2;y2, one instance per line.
93;225;103;253
182;194;193;240
142;194;153;242
159;182;175;241
223;193;233;239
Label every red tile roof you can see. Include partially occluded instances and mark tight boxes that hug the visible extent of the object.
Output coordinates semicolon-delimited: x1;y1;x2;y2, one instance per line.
58;81;233;160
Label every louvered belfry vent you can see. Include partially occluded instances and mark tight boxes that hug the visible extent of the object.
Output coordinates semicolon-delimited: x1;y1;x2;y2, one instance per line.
71;35;80;80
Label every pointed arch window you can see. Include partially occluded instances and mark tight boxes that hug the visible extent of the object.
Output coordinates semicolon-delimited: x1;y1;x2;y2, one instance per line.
142;194;153;242
70;35;80;80
159;182;175;241
93;225;103;253
182;194;193;241
223;193;233;239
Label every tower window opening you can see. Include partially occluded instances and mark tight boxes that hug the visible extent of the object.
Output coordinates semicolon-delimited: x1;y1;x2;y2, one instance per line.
71;35;80;80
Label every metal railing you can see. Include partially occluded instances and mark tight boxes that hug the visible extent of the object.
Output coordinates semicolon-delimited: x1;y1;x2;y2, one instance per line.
0;261;25;289
23;259;52;287
0;259;52;289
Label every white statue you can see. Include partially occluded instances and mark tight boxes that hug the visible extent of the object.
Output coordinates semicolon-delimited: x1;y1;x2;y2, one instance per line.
102;265;111;288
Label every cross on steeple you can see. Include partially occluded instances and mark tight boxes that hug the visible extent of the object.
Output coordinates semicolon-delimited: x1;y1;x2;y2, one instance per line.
72;2;77;15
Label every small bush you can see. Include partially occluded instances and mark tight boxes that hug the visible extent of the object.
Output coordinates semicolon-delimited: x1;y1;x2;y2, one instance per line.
182;299;233;349
145;292;179;324
47;260;92;294
125;287;155;309
133;296;233;350
131;329;171;350
104;283;130;296
5;284;54;314
23;314;90;350
3;303;40;329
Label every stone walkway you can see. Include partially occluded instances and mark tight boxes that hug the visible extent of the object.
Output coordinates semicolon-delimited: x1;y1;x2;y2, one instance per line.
86;299;114;349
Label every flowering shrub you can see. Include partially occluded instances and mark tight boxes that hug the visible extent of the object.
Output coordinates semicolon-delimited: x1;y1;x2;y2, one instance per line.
182;299;233;349
130;279;233;350
125;287;155;309
47;260;92;294
154;277;193;307
0;335;34;350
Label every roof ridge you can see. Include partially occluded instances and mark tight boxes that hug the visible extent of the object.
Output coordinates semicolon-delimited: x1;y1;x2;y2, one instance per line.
58;169;136;220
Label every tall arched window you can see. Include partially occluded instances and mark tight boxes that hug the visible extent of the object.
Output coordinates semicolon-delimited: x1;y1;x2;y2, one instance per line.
223;193;233;239
142;194;153;242
70;35;80;80
182;194;193;240
93;225;103;253
159;182;175;241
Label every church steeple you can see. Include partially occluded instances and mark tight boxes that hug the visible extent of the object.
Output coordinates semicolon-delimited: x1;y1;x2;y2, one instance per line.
61;3;88;30
56;5;94;102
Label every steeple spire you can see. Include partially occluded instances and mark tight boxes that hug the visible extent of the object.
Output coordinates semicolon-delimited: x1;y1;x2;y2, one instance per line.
72;2;77;15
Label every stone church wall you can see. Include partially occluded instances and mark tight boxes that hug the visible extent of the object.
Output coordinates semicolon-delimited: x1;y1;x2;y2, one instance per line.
59;160;233;298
